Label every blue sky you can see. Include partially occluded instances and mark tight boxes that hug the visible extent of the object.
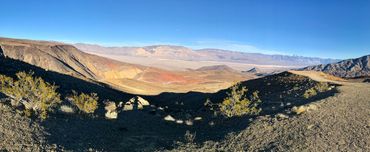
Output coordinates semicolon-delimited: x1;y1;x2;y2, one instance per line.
0;0;369;59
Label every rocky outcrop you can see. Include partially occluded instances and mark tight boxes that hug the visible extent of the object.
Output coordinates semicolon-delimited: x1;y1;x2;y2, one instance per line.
122;96;150;111
302;55;370;78
104;101;118;119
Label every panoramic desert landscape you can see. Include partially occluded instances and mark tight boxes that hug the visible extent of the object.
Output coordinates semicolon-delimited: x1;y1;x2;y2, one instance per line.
0;1;369;152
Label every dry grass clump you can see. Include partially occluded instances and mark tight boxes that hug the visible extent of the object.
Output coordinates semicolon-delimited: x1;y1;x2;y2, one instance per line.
303;82;331;99
0;71;61;120
68;91;99;114
219;83;261;118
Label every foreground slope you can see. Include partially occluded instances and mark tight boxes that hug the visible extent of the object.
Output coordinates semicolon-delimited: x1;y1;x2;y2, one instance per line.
0;67;349;151
171;71;370;151
302;55;370;78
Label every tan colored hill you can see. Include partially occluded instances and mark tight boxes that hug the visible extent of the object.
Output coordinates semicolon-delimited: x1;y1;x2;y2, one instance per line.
0;37;254;95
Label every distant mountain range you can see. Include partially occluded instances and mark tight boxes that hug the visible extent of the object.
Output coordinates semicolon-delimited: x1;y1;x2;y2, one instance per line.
74;43;339;67
302;55;370;78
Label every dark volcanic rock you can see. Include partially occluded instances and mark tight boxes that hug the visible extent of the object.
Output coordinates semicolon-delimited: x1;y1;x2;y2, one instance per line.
0;45;3;57
302;55;370;78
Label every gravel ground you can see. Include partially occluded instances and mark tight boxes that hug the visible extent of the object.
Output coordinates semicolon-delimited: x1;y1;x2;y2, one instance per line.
0;99;61;151
170;82;370;151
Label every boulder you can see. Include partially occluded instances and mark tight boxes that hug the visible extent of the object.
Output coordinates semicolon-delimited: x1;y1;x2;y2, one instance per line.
276;113;289;119
194;117;202;121
164;115;176;121
185;120;193;126
125;96;150;110
137;96;150;106
105;111;118;119
104;101;117;112
104;101;118;119
60;105;74;114
176;119;184;124
292;104;318;115
123;103;133;111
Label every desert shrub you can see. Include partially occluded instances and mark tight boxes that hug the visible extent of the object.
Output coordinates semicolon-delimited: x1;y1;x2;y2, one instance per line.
184;130;196;143
303;88;317;99
0;71;61;120
219;83;261;117
303;82;330;99
204;98;218;116
314;82;330;92
68;91;99;114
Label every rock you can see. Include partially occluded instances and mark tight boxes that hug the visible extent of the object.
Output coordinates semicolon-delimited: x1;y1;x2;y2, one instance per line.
209;121;215;126
104;101;117;112
125;96;150;110
117;102;124;108
164;115;176;121
185;120;193;126
105;111;118;119
176;120;184;124
292;106;306;115
59;105;74;114
104;101;118;119
137;96;150;106
276;113;289;119
292;104;318;115
123;103;133;111
307;104;318;111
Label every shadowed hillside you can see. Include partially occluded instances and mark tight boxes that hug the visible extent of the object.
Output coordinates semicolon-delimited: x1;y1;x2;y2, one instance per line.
0;49;133;102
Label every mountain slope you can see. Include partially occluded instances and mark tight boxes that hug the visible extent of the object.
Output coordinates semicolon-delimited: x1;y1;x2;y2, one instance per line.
0;37;254;95
302;55;370;78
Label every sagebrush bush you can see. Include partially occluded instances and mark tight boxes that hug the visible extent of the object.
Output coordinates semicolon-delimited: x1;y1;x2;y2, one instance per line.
314;82;330;92
303;82;330;99
303;88;317;99
219;83;261;117
68;91;99;114
0;71;61;120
